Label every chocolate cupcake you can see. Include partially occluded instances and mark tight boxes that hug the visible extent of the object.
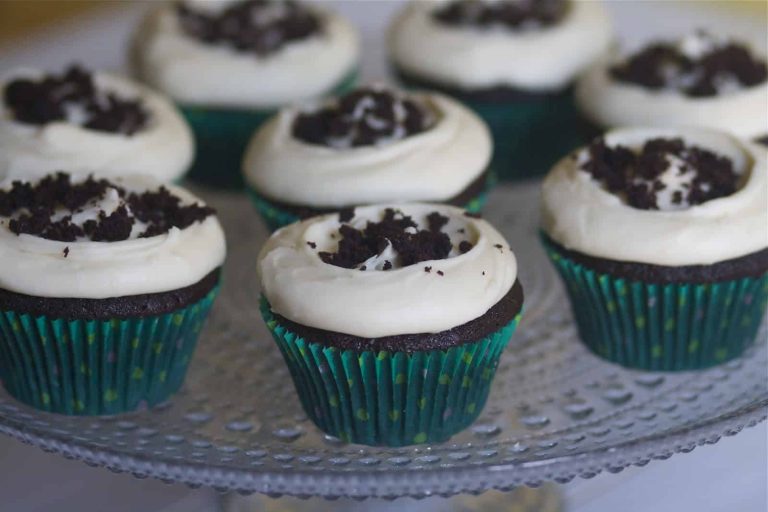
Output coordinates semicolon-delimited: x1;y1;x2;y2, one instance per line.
577;31;768;140
0;172;226;414
243;85;493;231
132;0;360;188
388;0;612;180
541;127;768;371
258;204;522;445
0;65;193;183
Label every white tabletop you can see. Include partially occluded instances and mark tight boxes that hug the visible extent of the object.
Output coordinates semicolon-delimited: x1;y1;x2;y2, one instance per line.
0;2;766;511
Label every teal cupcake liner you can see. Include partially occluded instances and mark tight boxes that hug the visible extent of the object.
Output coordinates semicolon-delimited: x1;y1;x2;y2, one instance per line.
397;74;586;181
543;238;768;371
247;170;496;232
0;287;219;415
182;70;358;190
260;298;521;446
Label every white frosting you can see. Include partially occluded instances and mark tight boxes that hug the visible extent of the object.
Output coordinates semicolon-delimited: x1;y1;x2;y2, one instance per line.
0;175;226;299
243;92;491;207
576;44;768;139
388;0;613;91
258;204;518;337
133;2;360;108
541;127;768;266
0;69;193;183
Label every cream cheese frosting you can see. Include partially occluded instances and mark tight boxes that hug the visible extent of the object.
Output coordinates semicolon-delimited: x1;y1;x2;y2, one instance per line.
243;92;491;207
0;174;226;299
576;38;768;138
388;0;613;91
0;69;193;183
132;1;359;108
258;204;517;337
541;127;768;266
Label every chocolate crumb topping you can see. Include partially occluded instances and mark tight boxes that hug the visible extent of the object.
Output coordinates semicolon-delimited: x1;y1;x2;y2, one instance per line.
177;0;321;56
610;31;767;97
424;266;432;273
1;173;215;242
459;240;473;253
4;65;149;135
63;246;69;258
434;0;568;31
437;270;445;276
338;207;355;223
292;87;436;148
307;241;317;249
318;208;453;270
581;137;739;210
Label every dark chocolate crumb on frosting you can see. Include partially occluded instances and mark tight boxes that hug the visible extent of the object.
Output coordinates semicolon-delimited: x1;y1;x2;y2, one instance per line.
318;208;453;270
610;31;767;97
434;0;568;31
177;0;321;56
1;173;215;242
4;65;149;135
293;87;436;148
581;137;739;210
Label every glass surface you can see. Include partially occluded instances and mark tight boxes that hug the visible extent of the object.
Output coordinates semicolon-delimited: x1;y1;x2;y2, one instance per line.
0;183;765;499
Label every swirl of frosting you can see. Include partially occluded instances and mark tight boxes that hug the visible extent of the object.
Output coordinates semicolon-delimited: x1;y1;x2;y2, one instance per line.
243;91;491;207
541;127;768;266
0;173;226;299
576;33;768;138
388;0;612;91
258;204;518;337
0;69;193;183
132;0;359;108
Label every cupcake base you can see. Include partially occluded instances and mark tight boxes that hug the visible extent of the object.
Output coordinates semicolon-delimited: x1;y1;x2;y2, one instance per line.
248;169;496;231
260;282;522;446
543;236;768;371
395;69;589;181
182;70;358;190
0;273;221;415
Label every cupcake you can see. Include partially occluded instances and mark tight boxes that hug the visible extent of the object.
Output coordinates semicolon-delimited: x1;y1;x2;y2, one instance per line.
0;65;193;183
258;204;523;446
133;0;360;188
388;0;612;180
541;127;768;371
0;172;226;414
576;31;768;140
243;85;493;231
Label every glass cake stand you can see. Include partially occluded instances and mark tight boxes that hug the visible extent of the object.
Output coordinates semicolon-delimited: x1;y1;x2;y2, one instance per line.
0;183;765;500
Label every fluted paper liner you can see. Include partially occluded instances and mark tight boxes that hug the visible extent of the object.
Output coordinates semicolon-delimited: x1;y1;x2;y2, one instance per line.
543;237;768;371
260;297;521;446
0;287;219;415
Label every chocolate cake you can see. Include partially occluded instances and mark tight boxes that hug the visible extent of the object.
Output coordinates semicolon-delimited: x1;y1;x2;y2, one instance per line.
610;32;767;97
292;87;435;148
272;280;522;352
433;0;568;31
4;65;149;135
543;235;768;284
177;0;322;56
580;137;739;210
0;173;215;242
260;169;490;221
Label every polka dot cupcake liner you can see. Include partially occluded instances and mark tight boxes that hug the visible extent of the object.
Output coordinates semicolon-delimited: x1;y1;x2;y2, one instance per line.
543;237;768;371
247;170;496;233
396;74;588;181
182;70;359;190
0;287;219;415
260;297;521;446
